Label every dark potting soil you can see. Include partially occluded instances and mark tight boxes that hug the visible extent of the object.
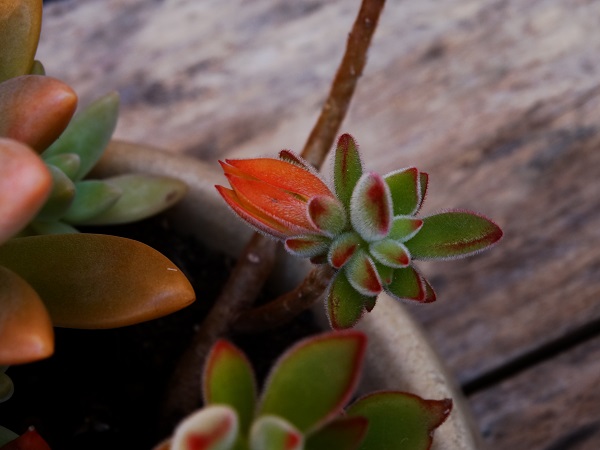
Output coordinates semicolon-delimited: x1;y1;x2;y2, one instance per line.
0;215;321;449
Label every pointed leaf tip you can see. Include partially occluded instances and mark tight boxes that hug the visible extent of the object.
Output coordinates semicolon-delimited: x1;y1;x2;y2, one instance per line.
334;134;363;209
250;416;303;450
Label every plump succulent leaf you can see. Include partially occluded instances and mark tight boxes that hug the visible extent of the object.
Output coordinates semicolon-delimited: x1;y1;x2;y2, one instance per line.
0;0;42;82
384;167;421;216
29;60;44;75
285;234;331;259
374;262;393;287
388;216;423;242
304;416;368;450
345;249;382;296
34;164;75;221
0;138;51;244
0;369;14;402
385;266;427;303
0;266;54;365
278;150;313;171
203;340;257;436
369;239;410;269
0;234;195;328
346;392;452;450
333;134;363;209
350;172;392;242
0;75;77;152
42;153;81;180
327;232;361;269
405;211;503;260
71;174;187;225
62;180;122;224
326;271;368;330
171;405;239;450
42;91;119;180
0;428;51;450
249;416;303;450
257;331;366;433
307;196;347;236
29;220;78;235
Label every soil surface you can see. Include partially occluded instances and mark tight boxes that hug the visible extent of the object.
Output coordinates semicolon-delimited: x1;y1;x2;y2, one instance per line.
0;216;320;449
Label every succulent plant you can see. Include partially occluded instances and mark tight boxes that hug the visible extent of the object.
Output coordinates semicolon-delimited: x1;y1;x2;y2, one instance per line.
217;134;503;329
0;427;50;450
159;331;451;450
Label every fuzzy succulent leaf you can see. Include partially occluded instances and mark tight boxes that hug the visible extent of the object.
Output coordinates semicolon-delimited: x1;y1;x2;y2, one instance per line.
385;266;427;303
345;249;382;296
384;167;421;216
278;150;313;171
333;134;363;210
327;232;361;269
34;164;75;221
388;216;423;242
0;75;77;153
0;428;51;450
304;416;368;450
203;340;257;435
42;91;119;180
416;172;429;213
307;196;347;236
369;239;410;269
171;405;239;450
0;234;195;328
71;174;187;225
257;331;366;433
249;416;303;450
374;262;393;287
350;172;392;242
0;138;51;244
0;266;54;365
346;392;452;450
42;153;81;180
62;180;122;224
285;234;331;259
405;211;503;260
326;271;369;330
0;0;42;82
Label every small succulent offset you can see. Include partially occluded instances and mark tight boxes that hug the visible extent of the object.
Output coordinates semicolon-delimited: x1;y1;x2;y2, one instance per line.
218;134;502;329
160;331;451;450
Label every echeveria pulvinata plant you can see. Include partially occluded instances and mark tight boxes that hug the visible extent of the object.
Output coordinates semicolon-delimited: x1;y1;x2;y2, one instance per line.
217;134;503;329
160;331;451;450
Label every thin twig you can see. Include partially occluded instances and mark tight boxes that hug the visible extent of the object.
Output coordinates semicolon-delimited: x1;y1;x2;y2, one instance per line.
162;0;386;428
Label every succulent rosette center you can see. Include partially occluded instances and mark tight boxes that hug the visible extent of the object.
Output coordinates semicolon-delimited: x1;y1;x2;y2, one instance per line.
217;134;502;329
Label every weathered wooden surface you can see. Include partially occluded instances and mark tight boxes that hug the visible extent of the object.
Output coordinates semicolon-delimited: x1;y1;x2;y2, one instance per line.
38;0;600;447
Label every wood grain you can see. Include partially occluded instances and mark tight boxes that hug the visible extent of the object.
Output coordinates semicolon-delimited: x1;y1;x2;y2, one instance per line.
37;0;600;447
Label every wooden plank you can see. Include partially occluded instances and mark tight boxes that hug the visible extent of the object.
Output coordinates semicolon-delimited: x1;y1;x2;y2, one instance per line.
38;0;600;386
469;336;600;450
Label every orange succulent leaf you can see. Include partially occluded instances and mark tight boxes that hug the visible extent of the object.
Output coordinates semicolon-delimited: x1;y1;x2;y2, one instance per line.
0;266;54;365
0;138;52;244
0;76;78;152
0;234;195;328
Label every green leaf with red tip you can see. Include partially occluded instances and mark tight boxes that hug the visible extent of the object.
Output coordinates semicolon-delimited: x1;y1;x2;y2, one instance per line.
405;211;503;260
346;392;452;450
171;405;239;450
71;174;187;225
203;340;257;435
62;180;122;224
42;91;120;180
257;331;366;433
285;235;331;259
0;234;195;328
34;164;75;221
421;275;437;303
278;150;312;172
249;416;303;450
350;173;392;242
0;1;42;82
416;172;429;213
327;232;361;269
307;196;347;236
384;167;421;216
327;271;368;330
369;239;411;269
42;153;81;180
345;250;382;296
334;134;363;209
0;427;51;450
384;266;426;303
305;416;368;450
374;262;393;286
388;217;423;242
